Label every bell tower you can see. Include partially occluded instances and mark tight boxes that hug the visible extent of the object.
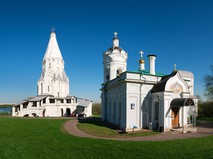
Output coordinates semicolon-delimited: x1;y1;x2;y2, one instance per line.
103;32;128;83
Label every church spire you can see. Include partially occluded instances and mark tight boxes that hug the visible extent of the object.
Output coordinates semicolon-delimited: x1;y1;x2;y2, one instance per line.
43;29;63;60
38;30;69;97
139;51;145;70
112;32;119;47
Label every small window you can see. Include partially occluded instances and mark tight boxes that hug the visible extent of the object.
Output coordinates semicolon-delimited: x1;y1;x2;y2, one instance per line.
23;103;28;108
41;83;43;94
49;99;55;103
32;102;37;107
67;99;71;103
106;75;109;80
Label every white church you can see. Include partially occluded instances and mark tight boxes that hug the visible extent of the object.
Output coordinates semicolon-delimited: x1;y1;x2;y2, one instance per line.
12;30;92;117
101;33;197;132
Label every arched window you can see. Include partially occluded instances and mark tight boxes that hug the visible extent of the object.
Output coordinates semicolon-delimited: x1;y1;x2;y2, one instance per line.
116;68;122;77
105;70;109;81
155;102;159;121
41;83;43;94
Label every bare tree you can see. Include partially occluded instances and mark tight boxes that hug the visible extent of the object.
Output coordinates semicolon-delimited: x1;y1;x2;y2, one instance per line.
204;65;213;101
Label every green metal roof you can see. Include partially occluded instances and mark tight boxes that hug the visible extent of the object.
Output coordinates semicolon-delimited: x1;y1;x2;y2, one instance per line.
127;70;165;77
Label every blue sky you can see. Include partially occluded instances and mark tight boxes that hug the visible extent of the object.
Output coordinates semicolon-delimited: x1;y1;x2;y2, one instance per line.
0;0;212;103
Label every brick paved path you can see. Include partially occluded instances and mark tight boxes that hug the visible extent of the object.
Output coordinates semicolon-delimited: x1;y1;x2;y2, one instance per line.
63;119;213;141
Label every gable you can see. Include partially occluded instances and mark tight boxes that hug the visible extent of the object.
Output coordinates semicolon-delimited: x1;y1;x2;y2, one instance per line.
165;71;189;93
151;71;189;93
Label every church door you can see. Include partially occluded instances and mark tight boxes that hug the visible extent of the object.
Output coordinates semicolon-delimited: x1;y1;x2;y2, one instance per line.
171;107;179;128
66;108;71;117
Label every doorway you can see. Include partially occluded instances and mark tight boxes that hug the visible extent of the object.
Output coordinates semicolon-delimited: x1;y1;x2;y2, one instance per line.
66;108;71;116
61;108;64;117
171;107;179;128
42;109;46;117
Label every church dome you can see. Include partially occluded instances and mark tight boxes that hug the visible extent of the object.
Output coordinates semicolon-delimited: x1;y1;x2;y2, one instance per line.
139;58;145;64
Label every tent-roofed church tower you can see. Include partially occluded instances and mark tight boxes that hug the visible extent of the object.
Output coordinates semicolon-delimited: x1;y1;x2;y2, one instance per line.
37;29;69;97
103;32;128;83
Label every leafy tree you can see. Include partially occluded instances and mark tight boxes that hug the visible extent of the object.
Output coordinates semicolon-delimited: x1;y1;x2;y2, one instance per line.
204;65;213;101
92;103;101;116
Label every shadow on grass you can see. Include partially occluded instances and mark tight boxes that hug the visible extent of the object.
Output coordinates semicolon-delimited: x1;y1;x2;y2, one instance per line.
78;117;127;134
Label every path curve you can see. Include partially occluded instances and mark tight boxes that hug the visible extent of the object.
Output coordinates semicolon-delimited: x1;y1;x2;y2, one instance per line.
63;119;213;141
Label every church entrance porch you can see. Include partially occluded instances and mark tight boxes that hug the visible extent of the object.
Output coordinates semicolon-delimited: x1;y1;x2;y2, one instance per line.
171;107;179;128
170;98;196;133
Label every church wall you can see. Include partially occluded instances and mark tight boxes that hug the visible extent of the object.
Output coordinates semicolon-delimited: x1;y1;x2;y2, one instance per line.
162;92;172;131
101;90;107;121
126;83;140;130
102;82;127;130
141;84;154;129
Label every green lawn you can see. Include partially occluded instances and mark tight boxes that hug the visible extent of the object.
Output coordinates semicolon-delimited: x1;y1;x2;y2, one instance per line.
77;118;159;137
0;117;212;159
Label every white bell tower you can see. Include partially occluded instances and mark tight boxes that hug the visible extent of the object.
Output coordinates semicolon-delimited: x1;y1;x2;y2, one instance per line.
103;32;128;83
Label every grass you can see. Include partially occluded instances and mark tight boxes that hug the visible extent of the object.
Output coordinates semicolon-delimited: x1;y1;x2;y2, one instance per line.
0;117;212;159
77;118;159;137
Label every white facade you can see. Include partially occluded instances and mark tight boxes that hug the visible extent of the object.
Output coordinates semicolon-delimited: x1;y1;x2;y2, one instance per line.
101;33;197;132
13;31;92;117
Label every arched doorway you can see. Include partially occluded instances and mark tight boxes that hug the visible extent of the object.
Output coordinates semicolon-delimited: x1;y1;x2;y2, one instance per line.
42;109;46;117
32;113;37;117
66;108;71;117
171;107;179;128
61;108;64;117
171;98;195;128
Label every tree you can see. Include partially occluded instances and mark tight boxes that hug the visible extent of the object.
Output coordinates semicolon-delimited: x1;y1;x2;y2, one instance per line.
92;103;101;116
204;65;213;101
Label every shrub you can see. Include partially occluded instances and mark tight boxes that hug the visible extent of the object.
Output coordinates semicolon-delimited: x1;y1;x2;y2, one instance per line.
198;101;213;117
92;103;101;116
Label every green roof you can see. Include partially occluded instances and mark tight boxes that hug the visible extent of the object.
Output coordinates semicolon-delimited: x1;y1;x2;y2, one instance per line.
127;70;165;77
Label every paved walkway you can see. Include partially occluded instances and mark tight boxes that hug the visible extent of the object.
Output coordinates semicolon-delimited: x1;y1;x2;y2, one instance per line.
63;119;213;141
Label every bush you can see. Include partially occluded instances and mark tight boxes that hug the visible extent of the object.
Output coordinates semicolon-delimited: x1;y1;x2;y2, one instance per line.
198;101;213;117
92;103;101;116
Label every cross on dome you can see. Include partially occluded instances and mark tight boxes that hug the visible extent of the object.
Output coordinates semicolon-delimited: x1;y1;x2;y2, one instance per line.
114;32;118;38
139;51;144;58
